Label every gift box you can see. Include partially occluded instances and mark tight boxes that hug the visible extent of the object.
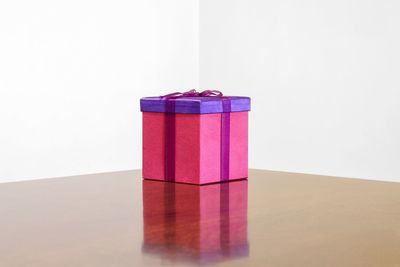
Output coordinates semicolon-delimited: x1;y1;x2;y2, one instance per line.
142;179;249;264
140;90;251;184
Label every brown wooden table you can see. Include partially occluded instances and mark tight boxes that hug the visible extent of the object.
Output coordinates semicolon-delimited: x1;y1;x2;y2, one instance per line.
1;169;399;266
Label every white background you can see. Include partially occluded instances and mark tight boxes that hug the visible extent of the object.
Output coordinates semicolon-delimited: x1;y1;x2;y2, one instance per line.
1;0;399;183
0;0;198;182
200;0;400;182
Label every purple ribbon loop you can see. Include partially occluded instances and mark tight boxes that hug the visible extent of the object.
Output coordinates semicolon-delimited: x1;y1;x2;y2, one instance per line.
162;89;230;183
161;89;223;99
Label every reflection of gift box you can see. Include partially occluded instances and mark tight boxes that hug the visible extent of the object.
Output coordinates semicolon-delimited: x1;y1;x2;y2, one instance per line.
140;90;251;184
142;179;249;264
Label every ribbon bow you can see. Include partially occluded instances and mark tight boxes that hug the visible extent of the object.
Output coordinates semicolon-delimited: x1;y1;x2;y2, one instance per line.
161;89;223;99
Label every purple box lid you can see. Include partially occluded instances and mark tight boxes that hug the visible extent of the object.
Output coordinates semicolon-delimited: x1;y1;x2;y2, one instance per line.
140;96;251;114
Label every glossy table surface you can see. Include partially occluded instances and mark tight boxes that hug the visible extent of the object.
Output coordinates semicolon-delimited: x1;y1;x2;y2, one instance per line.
1;169;400;267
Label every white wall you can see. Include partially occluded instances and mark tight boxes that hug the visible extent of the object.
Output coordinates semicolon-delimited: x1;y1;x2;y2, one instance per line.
0;0;198;182
2;0;400;183
200;0;400;182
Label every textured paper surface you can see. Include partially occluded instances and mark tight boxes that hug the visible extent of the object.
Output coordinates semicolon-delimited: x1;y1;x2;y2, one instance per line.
142;111;248;184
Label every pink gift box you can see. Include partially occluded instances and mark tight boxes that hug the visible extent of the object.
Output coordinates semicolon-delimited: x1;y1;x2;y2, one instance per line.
141;90;250;185
142;179;249;263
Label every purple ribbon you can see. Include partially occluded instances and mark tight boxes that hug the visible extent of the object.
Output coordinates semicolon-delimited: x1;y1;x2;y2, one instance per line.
162;89;230;183
162;89;223;99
